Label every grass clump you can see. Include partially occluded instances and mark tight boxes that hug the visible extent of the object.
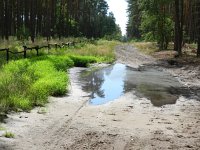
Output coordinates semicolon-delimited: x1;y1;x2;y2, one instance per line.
69;55;98;67
29;61;68;106
0;59;33;112
3;131;15;138
0;57;69;112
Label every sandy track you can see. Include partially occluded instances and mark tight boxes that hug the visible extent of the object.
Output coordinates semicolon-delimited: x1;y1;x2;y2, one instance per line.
1;45;200;150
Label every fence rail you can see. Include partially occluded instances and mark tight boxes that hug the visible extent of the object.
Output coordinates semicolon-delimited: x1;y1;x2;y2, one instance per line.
0;41;77;62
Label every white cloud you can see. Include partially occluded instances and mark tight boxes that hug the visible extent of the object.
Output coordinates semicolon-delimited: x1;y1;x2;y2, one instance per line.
106;0;128;35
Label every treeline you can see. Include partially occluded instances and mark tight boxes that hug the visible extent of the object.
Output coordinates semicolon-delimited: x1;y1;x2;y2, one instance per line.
0;0;121;42
127;0;200;56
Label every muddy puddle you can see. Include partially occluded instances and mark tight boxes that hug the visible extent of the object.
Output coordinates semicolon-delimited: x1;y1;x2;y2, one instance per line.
79;63;197;107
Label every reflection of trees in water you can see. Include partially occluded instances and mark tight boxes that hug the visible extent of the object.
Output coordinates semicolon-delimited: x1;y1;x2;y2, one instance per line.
136;84;178;107
80;65;198;107
122;67;179;107
104;65;113;76
123;66;137;92
80;66;114;99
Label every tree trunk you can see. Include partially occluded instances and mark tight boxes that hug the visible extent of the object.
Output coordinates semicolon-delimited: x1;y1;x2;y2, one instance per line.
197;37;200;57
174;0;183;57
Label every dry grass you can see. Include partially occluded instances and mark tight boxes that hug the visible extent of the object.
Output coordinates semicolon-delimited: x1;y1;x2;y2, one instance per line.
132;42;159;55
132;41;200;66
63;40;120;62
132;42;198;57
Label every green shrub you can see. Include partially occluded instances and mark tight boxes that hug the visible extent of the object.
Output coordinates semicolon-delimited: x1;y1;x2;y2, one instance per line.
69;55;97;67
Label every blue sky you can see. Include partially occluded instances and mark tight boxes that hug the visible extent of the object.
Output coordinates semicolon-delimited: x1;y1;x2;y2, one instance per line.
106;0;128;35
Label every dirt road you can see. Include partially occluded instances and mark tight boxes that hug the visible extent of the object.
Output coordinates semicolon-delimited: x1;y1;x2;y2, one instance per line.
1;45;200;150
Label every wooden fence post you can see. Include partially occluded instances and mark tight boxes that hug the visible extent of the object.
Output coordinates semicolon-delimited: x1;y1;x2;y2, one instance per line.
23;46;27;58
48;44;50;54
6;48;9;62
36;46;39;56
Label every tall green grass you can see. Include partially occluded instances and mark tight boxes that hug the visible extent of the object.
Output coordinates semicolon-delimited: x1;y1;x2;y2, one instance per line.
69;55;98;67
0;40;119;114
0;57;70;112
0;54;110;113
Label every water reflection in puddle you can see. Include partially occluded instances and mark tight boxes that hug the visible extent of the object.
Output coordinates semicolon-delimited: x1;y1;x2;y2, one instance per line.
80;63;194;107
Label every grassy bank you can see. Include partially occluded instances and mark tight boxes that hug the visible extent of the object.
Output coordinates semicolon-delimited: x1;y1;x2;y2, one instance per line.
0;40;119;114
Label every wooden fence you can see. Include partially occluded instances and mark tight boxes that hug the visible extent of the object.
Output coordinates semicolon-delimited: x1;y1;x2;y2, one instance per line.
0;41;76;62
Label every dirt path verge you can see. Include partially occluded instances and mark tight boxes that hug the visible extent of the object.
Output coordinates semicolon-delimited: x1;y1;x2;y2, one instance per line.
1;44;200;150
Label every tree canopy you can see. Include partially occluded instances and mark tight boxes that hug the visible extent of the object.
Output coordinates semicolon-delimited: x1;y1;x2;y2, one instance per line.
127;0;200;56
0;0;121;42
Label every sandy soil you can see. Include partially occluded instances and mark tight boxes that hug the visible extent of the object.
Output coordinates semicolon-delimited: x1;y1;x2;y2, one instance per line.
0;45;200;150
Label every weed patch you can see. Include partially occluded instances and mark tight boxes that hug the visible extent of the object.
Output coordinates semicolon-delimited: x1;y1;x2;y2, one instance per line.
3;131;15;138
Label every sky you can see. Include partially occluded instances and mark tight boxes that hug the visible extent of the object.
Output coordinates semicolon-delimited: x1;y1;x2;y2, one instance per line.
106;0;128;35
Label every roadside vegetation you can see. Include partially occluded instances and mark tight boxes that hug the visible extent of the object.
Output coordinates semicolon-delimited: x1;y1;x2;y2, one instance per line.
0;39;119;115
